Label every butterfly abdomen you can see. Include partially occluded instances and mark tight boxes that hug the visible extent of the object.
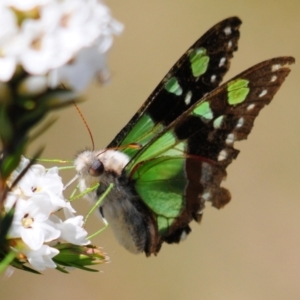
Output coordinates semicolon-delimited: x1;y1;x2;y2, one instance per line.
98;174;160;255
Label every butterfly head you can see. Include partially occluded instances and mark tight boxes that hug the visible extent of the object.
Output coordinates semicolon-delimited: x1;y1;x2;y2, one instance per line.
74;149;130;201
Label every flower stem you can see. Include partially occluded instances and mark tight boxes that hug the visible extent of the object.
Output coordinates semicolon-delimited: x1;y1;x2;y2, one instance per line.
69;183;99;201
84;183;114;226
0;251;15;273
87;224;109;240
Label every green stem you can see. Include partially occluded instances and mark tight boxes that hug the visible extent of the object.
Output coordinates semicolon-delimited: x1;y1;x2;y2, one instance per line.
84;183;114;226
87;224;109;240
0;251;16;274
70;183;99;201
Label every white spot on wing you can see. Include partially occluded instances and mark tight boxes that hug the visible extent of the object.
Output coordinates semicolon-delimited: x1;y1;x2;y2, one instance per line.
270;75;277;82
226;133;235;145
218;149;228;161
184;91;192;105
247;103;255;111
219;57;226;67
213;115;224;129
211;74;216;83
259;89;267;98
236;117;244;128
197;209;203;215
201;191;212;201
272;64;281;71
227;40;233;49
224;26;232;35
180;231;187;241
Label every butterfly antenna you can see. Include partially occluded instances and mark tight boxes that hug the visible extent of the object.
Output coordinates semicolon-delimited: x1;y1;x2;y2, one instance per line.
73;101;95;151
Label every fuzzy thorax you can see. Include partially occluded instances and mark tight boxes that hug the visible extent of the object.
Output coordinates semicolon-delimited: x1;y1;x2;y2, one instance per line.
74;149;149;254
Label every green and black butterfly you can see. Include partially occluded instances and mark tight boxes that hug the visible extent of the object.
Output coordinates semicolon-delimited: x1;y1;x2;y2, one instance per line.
75;17;294;256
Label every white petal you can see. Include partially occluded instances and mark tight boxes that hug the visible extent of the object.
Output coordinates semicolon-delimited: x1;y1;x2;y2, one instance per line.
51;46;107;91
59;216;90;245
0;57;16;81
3;193;18;210
21;226;44;250
18;75;48;95
63;202;76;219
0;6;18;41
27;194;53;220
25;245;59;271
37;219;61;242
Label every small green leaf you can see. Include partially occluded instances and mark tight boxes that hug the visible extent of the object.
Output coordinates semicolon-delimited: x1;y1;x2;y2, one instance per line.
55;264;70;274
0;105;13;144
0;251;15;274
0;153;22;180
53;244;108;271
0;206;15;245
10;260;41;274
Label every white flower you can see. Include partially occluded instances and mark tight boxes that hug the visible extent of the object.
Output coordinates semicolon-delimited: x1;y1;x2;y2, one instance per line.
0;5;18;81
17;165;63;197
6;193;60;250
23;245;59;271
51;215;90;245
0;0;123;91
5;154;98;271
46;0;123;90
8;156;30;182
12;159;76;215
49;46;107;91
2;0;52;11
0;56;16;81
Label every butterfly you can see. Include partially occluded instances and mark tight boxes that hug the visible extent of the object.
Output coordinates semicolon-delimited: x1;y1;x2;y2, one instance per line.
74;17;294;256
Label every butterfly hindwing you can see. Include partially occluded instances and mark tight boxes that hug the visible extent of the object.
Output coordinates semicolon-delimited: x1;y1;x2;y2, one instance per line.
108;17;242;158
128;56;294;244
74;17;294;256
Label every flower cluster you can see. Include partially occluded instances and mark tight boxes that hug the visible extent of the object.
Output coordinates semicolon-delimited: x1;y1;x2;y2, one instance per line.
0;0;123;91
5;157;90;272
0;0;118;274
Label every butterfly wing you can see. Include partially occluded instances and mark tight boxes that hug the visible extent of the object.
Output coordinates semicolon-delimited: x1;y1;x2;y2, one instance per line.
127;57;294;245
107;17;242;158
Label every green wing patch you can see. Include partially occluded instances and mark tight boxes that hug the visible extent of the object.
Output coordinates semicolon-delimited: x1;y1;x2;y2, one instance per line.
133;157;186;234
107;17;242;159
127;56;294;236
189;48;210;77
227;79;250;105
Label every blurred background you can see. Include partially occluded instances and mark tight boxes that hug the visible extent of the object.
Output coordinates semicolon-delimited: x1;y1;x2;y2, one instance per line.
1;0;300;299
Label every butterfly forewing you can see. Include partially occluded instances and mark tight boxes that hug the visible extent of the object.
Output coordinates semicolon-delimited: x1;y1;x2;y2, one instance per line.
128;56;294;243
107;17;242;158
78;17;294;255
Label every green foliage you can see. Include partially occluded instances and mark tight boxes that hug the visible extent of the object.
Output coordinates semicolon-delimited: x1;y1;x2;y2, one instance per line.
53;244;108;273
0;71;79;181
0;69;80;273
